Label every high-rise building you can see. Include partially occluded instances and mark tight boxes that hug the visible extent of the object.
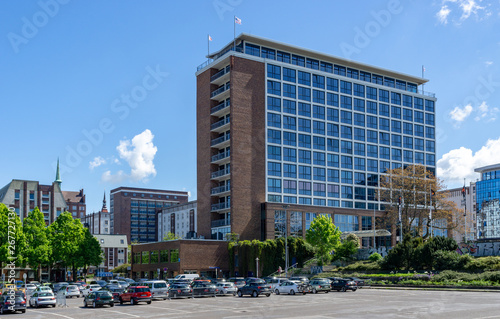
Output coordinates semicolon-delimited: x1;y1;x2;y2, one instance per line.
196;34;437;243
110;187;189;243
475;164;500;240
84;192;111;234
0;160;83;224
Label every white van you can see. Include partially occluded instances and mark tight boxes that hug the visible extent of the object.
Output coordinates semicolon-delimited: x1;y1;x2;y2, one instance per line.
143;280;169;300
173;274;199;281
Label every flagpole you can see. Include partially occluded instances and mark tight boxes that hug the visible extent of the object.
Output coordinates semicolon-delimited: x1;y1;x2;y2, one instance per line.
208;34;210;59
233;16;236;51
422;65;425;94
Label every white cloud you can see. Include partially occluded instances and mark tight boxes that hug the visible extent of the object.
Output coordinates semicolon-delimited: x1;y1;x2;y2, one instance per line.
485;61;493;67
437;5;451;24
89;156;106;170
458;0;484;20
437;137;500;187
449;104;473;123
474;101;499;122
101;129;158;183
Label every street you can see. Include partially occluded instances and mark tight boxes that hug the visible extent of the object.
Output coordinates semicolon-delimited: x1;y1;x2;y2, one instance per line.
19;288;500;319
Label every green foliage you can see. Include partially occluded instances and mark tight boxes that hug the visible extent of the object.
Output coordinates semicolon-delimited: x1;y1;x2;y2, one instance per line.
78;229;103;273
380;234;423;270
23;208;51;280
306;215;341;266
334;240;359;262
0;203;25;267
368;252;383;262
432;250;470;271
111;263;130;274
337;261;381;272
464;256;500;271
163;232;181;241
418;236;458;269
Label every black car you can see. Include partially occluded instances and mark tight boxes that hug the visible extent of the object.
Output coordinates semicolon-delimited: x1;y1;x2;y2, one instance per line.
237;282;271;297
244;277;266;284
168;284;192;299
0;293;27;314
191;282;218;297
331;279;357;292
83;291;114;308
100;287;124;303
346;277;365;288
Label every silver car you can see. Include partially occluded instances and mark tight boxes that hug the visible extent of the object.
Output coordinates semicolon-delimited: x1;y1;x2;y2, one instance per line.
216;282;237;296
29;291;56;308
65;285;81;298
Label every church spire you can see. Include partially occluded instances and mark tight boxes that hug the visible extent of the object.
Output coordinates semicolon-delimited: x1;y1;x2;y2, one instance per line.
54;158;62;184
101;191;108;213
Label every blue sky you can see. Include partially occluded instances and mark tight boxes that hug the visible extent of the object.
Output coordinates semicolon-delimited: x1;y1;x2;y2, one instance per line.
1;0;500;213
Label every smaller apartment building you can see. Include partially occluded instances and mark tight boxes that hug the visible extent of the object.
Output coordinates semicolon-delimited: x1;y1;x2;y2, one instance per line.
88;234;128;276
157;201;197;240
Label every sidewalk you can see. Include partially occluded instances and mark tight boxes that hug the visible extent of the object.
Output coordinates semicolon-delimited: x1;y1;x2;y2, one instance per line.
368;284;500;292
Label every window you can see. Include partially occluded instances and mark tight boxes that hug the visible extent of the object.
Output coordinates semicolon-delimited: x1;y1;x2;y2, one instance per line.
298;71;311;85
313;152;326;165
354;128;365;141
335;65;346;76
284;180;297;194
341;111;352;124
404;150;413;163
396;80;406;91
367;101;377;115
355;187;366;200
403;136;413;149
426;126;435;138
313;136;325;150
340;81;352;94
299;150;311;164
379;103;389;117
384;77;395;87
341;126;352;139
425;100;435;112
313;105;325;119
268;129;281;144
415;138;424;151
341;186;353;199
283;131;296;146
403;95;412;107
283;67;296;82
268;145;281;160
313;183;326;196
307;58;319;70
298;118;311;132
284;164;297;177
313;120;325;134
403;108;412;121
268;113;281;128
354;98;365;112
415;152;424;164
367;87;377;100
380;146;390;159
298;102;311;117
283;99;296;114
379;118;390;131
314;168;326;181
268;96;281;112
354;113;365;127
328;169;340;182
347;68;359;79
372;74;383;85
341;170;353;184
379;89;389;102
283;83;296;98
391;120;401;133
299;182;311;195
381;161;391;172
245;43;260;56
426;154;435;166
379;132;390;145
313;74;325;89
414;97;424;110
341;155;352;169
354;157;365;170
298;134;311;148
415;125;424;137
425;113;435;125
327;78;338;91
403;122;413;135
277;51;291;63
292;54;305;67
355;172;365;185
327;108;339;122
341;140;352;154
391;106;401;119
327;93;339;107
341;96;352;109
391;92;401;105
267;80;280;95
392;148;402;161
299;166;312;180
262;47;276;59
268;178;281;193
321;62;333;73
354;142;365;156
298;87;311;101
367;145;378;158
366;115;377;129
267;64;280;79
367;159;378;172
414;111;424;123
283;116;296;130
283;148;296;162
299;197;312;205
353;84;364;97
426;140;435;152
367;130;377;143
327;153;339;167
327;138;339;152
328;184;340;198
360;71;371;82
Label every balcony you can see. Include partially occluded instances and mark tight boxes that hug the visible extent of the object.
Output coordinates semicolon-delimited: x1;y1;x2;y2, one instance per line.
211;218;230;228
211;150;230;164
210;82;230;101
211;133;230;147
211;117;230;132
211;202;230;212
211;184;230;196
210;99;230;117
210;65;230;85
211;167;230;180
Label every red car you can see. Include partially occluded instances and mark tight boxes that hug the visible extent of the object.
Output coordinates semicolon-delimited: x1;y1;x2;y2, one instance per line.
119;286;152;305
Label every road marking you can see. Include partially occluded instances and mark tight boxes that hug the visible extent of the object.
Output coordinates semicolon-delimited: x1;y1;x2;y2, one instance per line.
102;309;141;317
146;305;191;313
28;310;75;319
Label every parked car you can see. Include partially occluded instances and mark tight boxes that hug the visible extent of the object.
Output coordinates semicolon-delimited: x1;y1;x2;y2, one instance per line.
216;282;237;296
267;277;291;291
237;282;271;297
83;290;114;308
100;287;124;303
65;285;81;298
75;281;88;291
309;278;331;294
274;280;305;295
29;291;56;308
116;280;129;288
227;277;246;288
173;274;199;281
143;280;169;300
35;286;53;294
346;277;365;288
289;276;310;285
119;286;152;305
192;282;218;297
95;280;108;287
331;279;357;292
52;282;68;293
81;284;102;296
22;283;38;295
168;283;192;299
0;292;27;314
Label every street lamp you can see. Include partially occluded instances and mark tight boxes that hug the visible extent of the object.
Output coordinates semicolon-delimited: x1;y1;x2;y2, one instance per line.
282;204;290;278
255;257;259;278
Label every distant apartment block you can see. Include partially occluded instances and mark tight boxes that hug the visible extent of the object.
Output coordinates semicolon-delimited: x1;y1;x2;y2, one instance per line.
84;193;111;235
110;187;189;243
62;188;86;220
90;234;128;275
157;200;197;240
443;184;476;243
475;164;500;240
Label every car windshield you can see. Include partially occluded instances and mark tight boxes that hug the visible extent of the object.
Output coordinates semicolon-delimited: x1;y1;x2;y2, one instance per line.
39;293;52;297
154;283;167;288
136;288;149;292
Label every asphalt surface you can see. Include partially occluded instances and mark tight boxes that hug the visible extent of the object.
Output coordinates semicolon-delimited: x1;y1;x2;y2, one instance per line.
16;288;500;319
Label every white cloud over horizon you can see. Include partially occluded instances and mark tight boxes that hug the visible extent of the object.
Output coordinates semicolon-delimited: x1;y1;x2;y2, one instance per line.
101;129;158;183
437;137;500;187
436;0;489;25
450;104;473;123
89;156;106;170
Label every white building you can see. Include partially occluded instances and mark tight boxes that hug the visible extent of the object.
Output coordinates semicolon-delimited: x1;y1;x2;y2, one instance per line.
157;201;197;240
88;234;128;276
84;193;111;234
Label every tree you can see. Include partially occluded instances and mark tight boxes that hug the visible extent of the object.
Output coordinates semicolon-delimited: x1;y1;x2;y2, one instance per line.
111;263;130;274
77;229;103;278
0;204;25;268
334;233;360;262
378;165;460;240
23;207;51;281
163;232;181;241
418;236;458;269
305;215;341;266
48;212;85;281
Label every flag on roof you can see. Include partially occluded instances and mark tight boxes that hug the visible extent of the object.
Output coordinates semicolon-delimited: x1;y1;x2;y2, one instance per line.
208;35;212;41
235;16;242;24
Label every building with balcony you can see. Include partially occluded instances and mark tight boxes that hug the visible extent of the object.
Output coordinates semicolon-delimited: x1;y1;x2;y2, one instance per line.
196;34;437;244
110;187;189;243
475;164;500;240
157;201;197;240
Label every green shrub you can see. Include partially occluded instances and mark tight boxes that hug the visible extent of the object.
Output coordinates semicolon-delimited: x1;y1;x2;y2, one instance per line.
464;256;500;271
479;271;500;283
368;252;383;262
433;250;469;270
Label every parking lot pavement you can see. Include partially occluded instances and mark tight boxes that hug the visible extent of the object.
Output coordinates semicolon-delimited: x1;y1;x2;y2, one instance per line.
19;289;500;319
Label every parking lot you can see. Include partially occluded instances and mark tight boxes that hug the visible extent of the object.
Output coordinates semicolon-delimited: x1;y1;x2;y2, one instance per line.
17;288;500;319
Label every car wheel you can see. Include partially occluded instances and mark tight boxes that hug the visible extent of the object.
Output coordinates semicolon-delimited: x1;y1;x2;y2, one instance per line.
110;303;114;307
341;287;346;292
252;291;258;298
83;300;87;308
237;291;243;297
312;288;317;294
266;294;271;297
352;288;357;292
233;291;236;296
147;301;151;304
275;289;280;295
290;290;295;295
325;290;329;294
173;293;177;299
93;301;97;308
119;298;123;305
35;302;38;308
21;309;26;313
131;298;136;305
0;307;4;314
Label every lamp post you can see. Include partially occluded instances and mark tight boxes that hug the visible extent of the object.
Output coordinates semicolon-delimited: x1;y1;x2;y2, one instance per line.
282;204;290;278
255;258;259;278
462;180;467;243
